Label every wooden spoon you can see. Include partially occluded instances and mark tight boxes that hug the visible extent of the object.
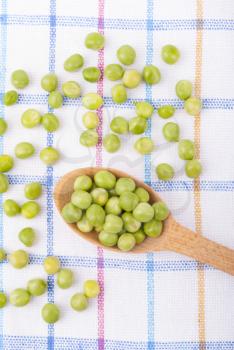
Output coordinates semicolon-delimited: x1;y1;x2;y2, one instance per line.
54;167;234;276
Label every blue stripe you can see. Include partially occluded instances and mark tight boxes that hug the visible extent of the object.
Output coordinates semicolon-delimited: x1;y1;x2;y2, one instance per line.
0;15;234;31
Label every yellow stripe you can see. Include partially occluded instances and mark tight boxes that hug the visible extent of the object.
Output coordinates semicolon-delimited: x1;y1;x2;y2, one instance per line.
194;1;206;349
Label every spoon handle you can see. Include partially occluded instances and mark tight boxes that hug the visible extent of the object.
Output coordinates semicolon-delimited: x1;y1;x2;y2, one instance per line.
164;221;234;275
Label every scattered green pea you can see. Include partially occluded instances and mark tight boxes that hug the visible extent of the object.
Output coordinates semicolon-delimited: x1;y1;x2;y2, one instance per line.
77;214;93;233
103;133;121;153
122;212;141;233
62;202;82;223
163;122;180;142
153;202;169;221
74;175;93;191
184;97;202;116
18;227;36;247
21;109;41;128
83;67;101;83
103;214;123;234
144;219;162;237
43;256;60;275
158;105;175;119
27;278;47;296
104;64;124;81
86;204;105;226
117;45;136;65
82;111;99;129
85;32;105;50
94;170;116;190
133;202;154;223
40;147;60;165
178;139;195;160
111;84;127;104
84;280;100;298
122;69;141;89
119;192;139;212
71;293;88;311
48;91;63;109
15;142;35;159
64;54;84;72
133;229;146;244
8;250;29;269
134;187;150;202
3;90;18;106
21;201;40;219
71;189;92;210
80;130;99;147
176;80;192;100
134;137;154;155
105;196;122;215
3;199;20;216
0;248;6;262
91;188;108;206
57;268;74;289
11;69;29;89
0;292;7;308
110;116;128;134
135;101;154;119
185;159;202;178
0;154;14;172
156;163;174;181
142;65;161;84
41;73;58;92
62;81;81;98
129;117;147;135
0;119;7;135
42;113;59;132
98;231;118;247
117;233;136;252
0;173;9;193
82;93;103;110
161;45;180;64
41;303;60;323
10;288;30;307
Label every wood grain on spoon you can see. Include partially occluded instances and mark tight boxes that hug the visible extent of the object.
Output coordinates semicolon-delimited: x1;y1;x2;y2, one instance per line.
54;167;234;276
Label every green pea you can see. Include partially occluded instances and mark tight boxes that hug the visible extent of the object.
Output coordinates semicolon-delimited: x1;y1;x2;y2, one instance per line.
142;65;161;85
84;280;100;298
9;250;28;269
48;91;63;109
98;231;118;247
153;201;169;221
111;84;127;104
82;111;99;129
119;192;139;212
122;69;141;89
0;248;6;261
117;45;136;65
64;54;84;72
91;188;108;206
135;101;154;119
0;292;7;308
122;212;141;233
185;159;202;178
42;113;59;132
105;196;122;215
144;219;163;237
10;288;30;307
133;229;146;244
94;170;116;190
3;90;18;106
80;130;99;147
158;105;175;119
41;73;58;92
40;147;60;165
0;173;9;193
43;256;60;274
0;119;7;135
57;268;73;289
0;155;14;172
133;203;154;223
71;189;92;210
77;214;93;233
176;80;192;100
103;214;123;234
117;233;136;252
83;67;101;83
62;202;82;223
184;97;202;116
71;293;88;311
134;137;154;155
161;45;180;64
85;32;105;50
156;163;174;181
62;81;81;98
103;133;121;153
134;187;150;202
86;204;105;226
110;116;128;134
115;177;136;195
21;109;41;128
3;199;20;216
104;64;124;81
178;139;195;160
163;122;180;142
74;175;93;191
27;278;47;296
82;93;103;110
15;142;35;159
21;201;40;219
18;227;36;247
11;69;29;89
41;303;60;323
129;117;147;135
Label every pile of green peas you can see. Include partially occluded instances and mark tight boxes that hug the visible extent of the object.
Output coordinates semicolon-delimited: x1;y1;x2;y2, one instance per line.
62;170;170;252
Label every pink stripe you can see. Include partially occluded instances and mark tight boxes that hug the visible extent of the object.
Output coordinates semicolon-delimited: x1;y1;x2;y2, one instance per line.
96;1;105;349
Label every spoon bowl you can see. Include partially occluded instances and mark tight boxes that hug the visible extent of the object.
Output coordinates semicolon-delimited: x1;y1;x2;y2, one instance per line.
54;167;234;275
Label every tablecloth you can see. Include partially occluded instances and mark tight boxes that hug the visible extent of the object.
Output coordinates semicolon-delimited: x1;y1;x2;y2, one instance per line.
0;0;234;349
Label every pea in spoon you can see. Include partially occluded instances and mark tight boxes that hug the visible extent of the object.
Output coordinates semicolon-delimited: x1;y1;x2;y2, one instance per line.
54;167;234;276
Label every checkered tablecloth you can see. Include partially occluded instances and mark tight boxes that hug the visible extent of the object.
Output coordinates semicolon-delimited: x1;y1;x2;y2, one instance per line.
0;0;234;349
